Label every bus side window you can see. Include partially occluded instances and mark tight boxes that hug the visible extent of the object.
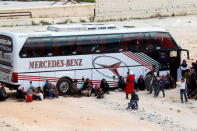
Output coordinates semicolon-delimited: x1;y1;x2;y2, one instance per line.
122;33;142;51
52;42;60;56
150;32;163;49
120;37;128;51
100;43;106;53
162;33;176;49
143;33;153;50
98;37;106;53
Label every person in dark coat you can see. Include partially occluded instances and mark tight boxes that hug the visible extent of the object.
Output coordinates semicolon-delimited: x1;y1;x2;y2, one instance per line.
118;76;126;90
180;59;188;77
16;85;25;100
189;69;197;94
137;75;146;91
127;91;139;109
100;79;109;94
125;71;135;99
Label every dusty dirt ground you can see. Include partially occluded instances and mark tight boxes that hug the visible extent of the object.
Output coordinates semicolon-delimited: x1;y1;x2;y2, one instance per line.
0;15;197;131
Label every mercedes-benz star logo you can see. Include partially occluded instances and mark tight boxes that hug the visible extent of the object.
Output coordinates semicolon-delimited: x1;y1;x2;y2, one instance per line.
92;56;129;79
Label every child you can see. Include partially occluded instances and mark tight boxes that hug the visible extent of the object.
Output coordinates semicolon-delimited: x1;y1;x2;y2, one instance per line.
97;88;104;99
180;78;188;103
157;76;165;97
127;91;139;110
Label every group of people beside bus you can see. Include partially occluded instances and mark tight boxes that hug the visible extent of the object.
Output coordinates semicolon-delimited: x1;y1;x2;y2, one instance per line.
69;78;109;99
180;59;197;101
12;78;111;102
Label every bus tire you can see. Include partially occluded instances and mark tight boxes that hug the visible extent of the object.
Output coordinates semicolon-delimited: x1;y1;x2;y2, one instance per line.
56;77;72;95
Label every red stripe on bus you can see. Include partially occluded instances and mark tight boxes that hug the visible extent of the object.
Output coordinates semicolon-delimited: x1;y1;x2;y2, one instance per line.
126;52;153;68
18;75;58;79
122;51;152;70
143;51;152;53
18;75;118;87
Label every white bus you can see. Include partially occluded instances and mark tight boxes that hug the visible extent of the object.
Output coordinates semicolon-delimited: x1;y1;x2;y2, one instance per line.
0;23;189;94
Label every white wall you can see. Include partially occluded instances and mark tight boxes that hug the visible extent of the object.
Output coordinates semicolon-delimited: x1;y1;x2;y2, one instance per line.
95;0;197;20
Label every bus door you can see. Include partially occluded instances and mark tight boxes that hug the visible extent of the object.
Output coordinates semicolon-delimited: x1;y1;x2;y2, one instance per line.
176;49;190;81
169;50;180;81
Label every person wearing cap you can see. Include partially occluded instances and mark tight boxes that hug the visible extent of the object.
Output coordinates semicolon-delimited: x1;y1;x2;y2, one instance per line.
125;71;135;99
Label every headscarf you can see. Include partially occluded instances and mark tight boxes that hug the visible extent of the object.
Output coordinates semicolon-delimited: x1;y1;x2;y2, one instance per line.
181;60;187;68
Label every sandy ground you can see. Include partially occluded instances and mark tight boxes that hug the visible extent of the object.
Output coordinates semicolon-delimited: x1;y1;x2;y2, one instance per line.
0;14;197;131
0;89;197;131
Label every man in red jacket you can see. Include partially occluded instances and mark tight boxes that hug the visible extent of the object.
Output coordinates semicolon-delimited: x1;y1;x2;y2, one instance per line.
125;71;135;99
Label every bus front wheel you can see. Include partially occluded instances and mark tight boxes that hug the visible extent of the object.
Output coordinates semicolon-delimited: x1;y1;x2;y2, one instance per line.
56;77;72;95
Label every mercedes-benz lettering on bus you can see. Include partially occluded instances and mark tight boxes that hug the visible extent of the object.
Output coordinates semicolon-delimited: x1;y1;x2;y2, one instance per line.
0;24;189;94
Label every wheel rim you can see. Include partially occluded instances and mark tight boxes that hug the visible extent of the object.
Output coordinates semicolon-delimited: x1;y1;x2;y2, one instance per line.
59;81;69;93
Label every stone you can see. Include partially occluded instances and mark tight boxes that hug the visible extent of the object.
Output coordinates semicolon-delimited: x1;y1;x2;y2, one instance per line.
6;124;11;127
140;117;144;120
177;109;181;113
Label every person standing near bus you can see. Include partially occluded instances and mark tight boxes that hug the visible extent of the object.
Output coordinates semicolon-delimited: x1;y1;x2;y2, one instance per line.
125;71;135;99
180;59;188;77
157;76;165;98
180;78;188;103
147;65;158;94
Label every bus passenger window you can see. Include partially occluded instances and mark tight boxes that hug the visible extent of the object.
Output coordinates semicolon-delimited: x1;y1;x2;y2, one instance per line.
143;33;153;50
122;33;143;51
150;32;177;49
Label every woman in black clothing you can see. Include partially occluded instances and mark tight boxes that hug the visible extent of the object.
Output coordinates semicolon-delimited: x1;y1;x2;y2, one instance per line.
100;79;109;93
118;76;126;90
137;75;146;91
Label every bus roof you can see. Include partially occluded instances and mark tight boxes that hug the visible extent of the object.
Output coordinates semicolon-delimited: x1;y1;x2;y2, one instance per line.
0;23;168;38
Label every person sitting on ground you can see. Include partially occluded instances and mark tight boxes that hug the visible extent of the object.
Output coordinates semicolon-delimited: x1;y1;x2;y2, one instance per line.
35;87;44;100
81;81;92;96
157;76;165;98
50;83;59;98
137;75;146;91
43;80;51;98
100;79;110;94
180;78;188;103
118;76;126;91
24;88;33;102
16;85;25;100
0;84;9;101
69;80;81;95
127;91;139;110
97;87;104;99
93;82;100;96
82;78;91;90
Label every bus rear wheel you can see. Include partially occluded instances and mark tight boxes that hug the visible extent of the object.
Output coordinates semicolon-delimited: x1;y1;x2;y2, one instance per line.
56;77;72;95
